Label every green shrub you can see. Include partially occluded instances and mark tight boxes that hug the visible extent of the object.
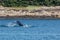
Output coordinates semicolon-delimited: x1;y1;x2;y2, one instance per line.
0;0;60;7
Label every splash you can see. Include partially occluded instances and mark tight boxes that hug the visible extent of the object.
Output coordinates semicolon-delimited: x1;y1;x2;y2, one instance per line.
23;24;32;28
0;21;18;27
7;22;17;27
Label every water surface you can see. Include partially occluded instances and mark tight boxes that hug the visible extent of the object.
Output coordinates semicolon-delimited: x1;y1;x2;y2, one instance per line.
0;19;60;40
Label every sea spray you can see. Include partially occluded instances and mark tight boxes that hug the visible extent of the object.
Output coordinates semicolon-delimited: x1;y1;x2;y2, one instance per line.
23;24;32;28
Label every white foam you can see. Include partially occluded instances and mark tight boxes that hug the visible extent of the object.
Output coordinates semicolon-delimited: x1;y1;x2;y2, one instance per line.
23;24;32;28
7;22;17;27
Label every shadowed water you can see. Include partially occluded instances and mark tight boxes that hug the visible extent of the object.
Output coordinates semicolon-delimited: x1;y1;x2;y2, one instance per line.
0;19;60;40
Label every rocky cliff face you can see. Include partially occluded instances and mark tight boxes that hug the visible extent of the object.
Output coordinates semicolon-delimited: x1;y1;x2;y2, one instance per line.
0;6;60;19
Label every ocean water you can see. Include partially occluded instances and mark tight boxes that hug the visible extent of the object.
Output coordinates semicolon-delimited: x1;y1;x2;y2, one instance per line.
0;19;60;40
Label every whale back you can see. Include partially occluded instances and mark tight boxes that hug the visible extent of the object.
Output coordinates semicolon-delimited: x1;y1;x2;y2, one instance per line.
16;21;23;26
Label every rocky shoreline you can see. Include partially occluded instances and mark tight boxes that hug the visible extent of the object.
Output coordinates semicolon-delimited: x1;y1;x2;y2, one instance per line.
0;6;60;19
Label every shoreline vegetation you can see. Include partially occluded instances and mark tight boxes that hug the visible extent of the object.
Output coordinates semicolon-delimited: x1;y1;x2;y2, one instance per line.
0;0;60;19
0;6;60;19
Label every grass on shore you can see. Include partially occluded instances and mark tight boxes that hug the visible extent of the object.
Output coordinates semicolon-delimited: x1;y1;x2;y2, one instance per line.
6;6;41;10
26;6;41;10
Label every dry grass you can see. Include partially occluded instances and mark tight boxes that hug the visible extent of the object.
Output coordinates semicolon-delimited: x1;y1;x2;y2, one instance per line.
6;6;41;10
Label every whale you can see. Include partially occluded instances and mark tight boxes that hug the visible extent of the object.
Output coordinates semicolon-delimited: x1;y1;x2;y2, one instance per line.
16;21;23;26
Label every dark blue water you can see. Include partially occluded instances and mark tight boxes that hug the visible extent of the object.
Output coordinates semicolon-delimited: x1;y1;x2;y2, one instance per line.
0;19;60;40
